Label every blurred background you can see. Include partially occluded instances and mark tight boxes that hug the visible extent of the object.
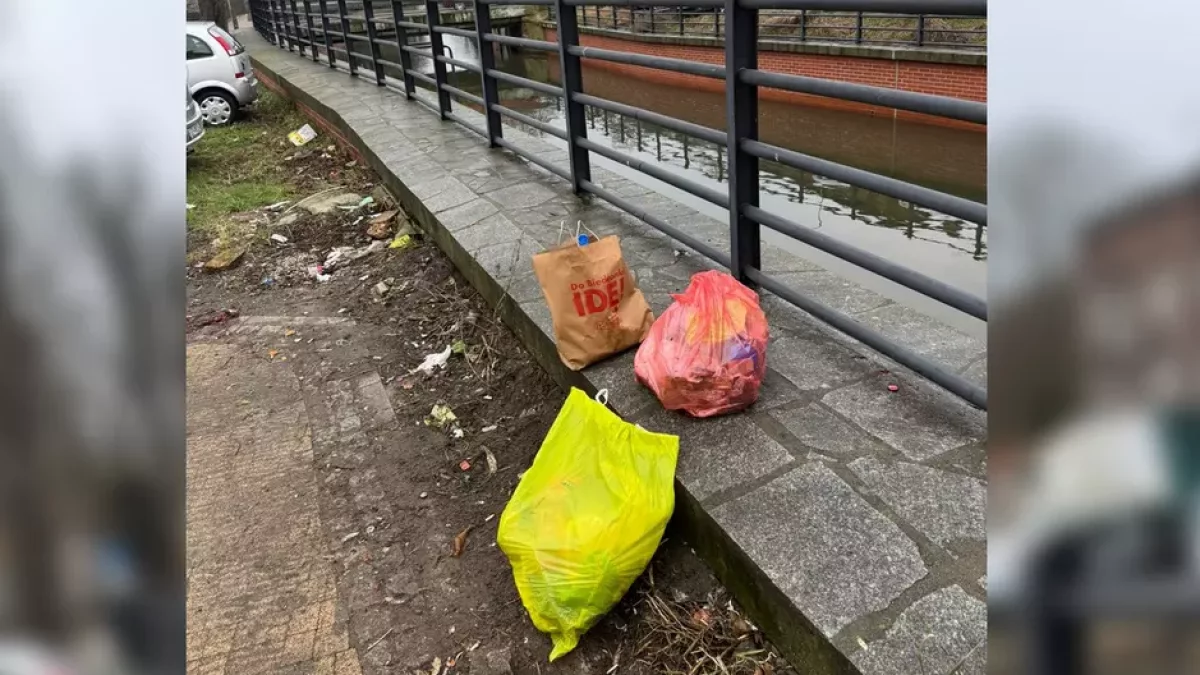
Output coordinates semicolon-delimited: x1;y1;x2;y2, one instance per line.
0;1;184;674
989;0;1200;671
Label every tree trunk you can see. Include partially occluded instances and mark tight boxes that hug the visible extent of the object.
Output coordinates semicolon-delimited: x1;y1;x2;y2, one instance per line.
196;0;231;30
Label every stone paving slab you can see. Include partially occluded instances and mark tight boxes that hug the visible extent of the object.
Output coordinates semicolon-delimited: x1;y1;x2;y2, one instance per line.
244;28;987;675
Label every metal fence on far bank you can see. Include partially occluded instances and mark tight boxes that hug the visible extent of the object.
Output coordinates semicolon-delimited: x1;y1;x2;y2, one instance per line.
575;6;986;50
248;0;988;410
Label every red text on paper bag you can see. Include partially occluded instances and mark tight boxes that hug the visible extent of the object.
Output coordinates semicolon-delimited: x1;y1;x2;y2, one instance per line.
569;267;627;317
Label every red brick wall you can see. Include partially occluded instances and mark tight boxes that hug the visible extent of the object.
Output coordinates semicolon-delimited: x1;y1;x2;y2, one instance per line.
546;28;985;130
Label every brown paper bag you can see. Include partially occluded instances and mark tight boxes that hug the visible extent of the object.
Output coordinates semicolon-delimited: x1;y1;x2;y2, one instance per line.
532;235;654;371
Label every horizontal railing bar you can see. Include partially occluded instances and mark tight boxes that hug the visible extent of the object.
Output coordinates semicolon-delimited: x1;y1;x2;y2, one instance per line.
745;267;987;408
401;44;433;56
350;52;376;64
441;83;485;106
366;15;395;25
742;139;987;224
433;24;476;39
377;56;405;70
746;0;983;12
572;92;727;146
484;33;559;52
581;180;731;267
395;19;429;30
742;69;985;125
479;0;553;5
409;70;438;87
569;44;725;79
566;0;722;6
495;137;572;181
743;204;987;319
344;32;370;41
436;54;481;72
576;137;729;208
446;112;489;139
492;104;569;140
486;69;564;97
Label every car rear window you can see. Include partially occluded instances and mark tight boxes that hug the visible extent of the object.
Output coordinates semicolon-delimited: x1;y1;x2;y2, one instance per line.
208;26;245;54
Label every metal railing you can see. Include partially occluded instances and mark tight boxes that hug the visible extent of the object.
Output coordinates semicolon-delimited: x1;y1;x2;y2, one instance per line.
575;7;986;50
248;0;988;410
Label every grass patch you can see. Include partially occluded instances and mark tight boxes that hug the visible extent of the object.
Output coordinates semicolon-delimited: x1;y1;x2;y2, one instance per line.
186;90;311;241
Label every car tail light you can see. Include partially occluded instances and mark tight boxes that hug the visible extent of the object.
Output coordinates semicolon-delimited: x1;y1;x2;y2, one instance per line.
208;27;237;55
234;71;245;79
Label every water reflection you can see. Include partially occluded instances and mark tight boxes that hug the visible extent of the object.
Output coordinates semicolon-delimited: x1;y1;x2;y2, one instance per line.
373;34;987;295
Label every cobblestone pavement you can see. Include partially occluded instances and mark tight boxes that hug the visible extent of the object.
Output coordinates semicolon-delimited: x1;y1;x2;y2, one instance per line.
187;341;363;675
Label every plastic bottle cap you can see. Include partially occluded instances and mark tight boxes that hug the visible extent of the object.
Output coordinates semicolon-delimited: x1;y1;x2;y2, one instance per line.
577;234;590;246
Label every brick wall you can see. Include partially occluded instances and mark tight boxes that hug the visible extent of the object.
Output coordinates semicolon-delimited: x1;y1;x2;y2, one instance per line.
546;28;985;130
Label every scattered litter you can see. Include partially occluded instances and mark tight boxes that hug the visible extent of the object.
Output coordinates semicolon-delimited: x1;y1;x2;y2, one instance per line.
451;526;472;557
468;641;481;652
366;210;397;239
411;346;453;375
419;491;429;499
266;200;290;212
690;607;713;628
388;233;412;250
458;459;471;472
483;395;493;400
287;124;318;146
450;339;467;355
483;446;498;474
484;513;496;523
372;281;390;297
337;307;348;314
345;159;357;168
270;233;289;244
261;276;275;287
427;656;442;675
887;384;899;392
340;531;360;544
673;248;688;259
452;427;464;439
857;636;870;651
481;425;497;433
358;274;370;281
267;349;279;359
284;329;296;337
186;203;195;209
427;404;457;429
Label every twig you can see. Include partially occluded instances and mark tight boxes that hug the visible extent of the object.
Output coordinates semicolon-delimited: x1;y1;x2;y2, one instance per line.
365;627;394;653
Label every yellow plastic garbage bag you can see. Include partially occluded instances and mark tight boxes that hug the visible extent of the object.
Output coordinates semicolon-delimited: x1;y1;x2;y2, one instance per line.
498;387;679;661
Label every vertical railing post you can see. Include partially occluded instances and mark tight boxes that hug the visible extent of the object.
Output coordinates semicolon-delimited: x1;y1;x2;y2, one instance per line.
854;10;863;43
265;0;278;45
362;0;386;84
553;0;591;194
319;0;337;67
714;6;720;37
724;0;760;284
649;5;656;33
272;0;289;49
303;0;319;62
335;0;356;76
390;0;416;97
799;8;806;40
289;0;306;56
425;0;453;118
916;14;926;46
474;1;503;146
679;8;684;34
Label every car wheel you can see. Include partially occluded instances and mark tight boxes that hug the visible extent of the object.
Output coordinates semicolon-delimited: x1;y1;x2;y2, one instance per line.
196;90;237;126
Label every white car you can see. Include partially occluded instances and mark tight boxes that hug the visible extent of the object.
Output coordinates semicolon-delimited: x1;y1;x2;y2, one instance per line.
186;22;259;125
187;86;205;151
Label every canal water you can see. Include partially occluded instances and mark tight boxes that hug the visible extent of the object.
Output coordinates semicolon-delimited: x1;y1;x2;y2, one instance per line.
392;35;986;326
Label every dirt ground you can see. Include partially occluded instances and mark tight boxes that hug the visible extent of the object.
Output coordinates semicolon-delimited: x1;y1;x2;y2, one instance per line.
186;91;796;675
